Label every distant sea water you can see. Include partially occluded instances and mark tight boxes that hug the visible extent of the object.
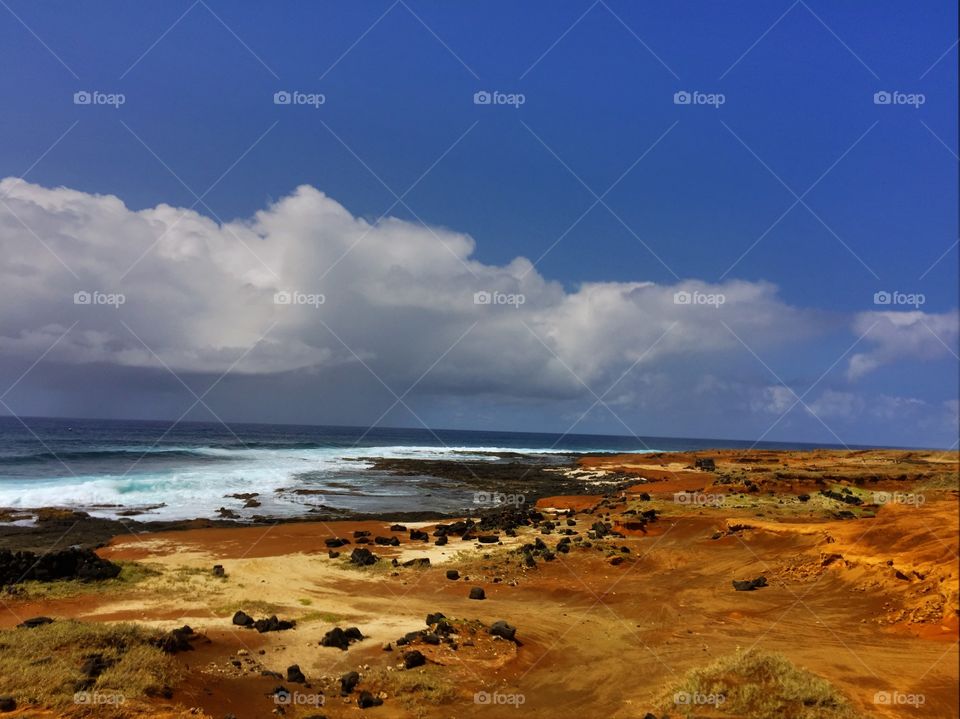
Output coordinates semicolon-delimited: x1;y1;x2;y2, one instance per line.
0;417;839;521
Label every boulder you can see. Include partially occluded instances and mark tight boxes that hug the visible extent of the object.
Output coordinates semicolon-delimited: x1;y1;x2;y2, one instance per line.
732;576;768;591
489;620;517;641
350;547;379;566
321;627;350;650
286;664;306;683
232;611;254;627
0;547;121;585
340;670;360;695
468;587;486;600
403;650;426;669
358;690;383;708
17;616;54;629
253;615;295;633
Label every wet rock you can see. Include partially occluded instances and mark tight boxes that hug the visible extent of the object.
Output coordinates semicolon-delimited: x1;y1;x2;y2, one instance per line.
328;550;341;559
353;530;371;538
374;535;400;546
390;524;407;532
212;564;226;577
0;697;15;712
468;587;486;600
324;537;350;548
477;535;500;544
445;569;460;580
435;535;448;546
286;664;306;683
344;627;364;641
426;612;446;625
402;557;430;568
409;529;430;542
610;556;625;566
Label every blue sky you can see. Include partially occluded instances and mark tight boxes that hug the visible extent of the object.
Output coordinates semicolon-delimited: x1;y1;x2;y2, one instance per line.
0;1;957;447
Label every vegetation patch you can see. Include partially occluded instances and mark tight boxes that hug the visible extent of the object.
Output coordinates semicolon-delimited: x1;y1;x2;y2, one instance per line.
662;648;862;719
0;620;180;713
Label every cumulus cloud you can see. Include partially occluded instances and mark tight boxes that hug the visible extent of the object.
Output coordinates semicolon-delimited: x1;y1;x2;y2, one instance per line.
847;310;959;380
0;178;823;405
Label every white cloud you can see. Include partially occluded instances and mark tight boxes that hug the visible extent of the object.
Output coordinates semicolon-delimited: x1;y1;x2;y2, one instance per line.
0;178;822;402
847;310;959;380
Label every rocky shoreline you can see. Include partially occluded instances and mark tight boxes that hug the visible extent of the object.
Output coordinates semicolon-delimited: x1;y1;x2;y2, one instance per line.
0;452;643;553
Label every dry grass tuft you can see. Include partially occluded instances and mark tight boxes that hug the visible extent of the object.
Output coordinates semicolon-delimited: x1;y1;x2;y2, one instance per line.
662;648;862;719
0;620;180;714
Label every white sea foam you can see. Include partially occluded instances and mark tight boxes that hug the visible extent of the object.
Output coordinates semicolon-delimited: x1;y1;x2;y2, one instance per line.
0;444;654;520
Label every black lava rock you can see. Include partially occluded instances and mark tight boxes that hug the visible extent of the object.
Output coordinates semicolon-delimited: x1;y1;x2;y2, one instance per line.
403;650;426;669
350;547;379;566
232;610;254;627
340;670;360;695
732;576;768;591
358;690;383;708
489;620;517;641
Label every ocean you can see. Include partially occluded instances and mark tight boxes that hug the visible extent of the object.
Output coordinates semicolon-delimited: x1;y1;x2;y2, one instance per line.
0;416;832;521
